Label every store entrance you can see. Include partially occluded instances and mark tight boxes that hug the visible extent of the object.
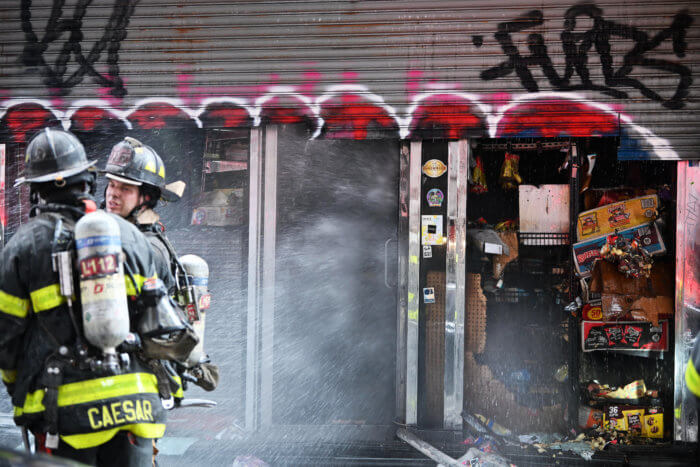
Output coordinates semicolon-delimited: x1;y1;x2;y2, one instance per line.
462;137;677;437
464;138;574;433
271;125;400;429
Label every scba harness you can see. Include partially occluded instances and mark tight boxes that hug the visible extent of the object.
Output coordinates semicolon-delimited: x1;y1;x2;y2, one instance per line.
11;207;172;450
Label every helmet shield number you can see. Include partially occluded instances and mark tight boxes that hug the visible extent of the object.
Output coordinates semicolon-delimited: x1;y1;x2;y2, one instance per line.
108;144;133;167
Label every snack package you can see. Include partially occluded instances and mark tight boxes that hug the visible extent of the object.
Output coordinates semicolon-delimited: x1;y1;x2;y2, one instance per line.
572;222;666;278
582;303;603;320
623;408;645;436
643;413;664;438
604;405;627;431
579;406;604;429
603;380;646;401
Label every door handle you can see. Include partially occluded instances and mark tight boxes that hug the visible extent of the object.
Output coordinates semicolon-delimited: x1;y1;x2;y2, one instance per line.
384;237;397;289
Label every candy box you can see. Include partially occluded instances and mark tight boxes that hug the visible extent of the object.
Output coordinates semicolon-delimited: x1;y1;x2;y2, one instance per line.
642;413;664;438
604;405;627;431
577;195;658;241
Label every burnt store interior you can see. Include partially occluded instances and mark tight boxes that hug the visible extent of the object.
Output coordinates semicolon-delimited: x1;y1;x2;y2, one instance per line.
459;136;677;443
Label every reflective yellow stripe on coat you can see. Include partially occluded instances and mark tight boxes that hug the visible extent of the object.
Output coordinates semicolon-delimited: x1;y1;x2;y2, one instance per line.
27;274;152;315
30;284;66;312
172;375;184;399
686;359;700;399
1;369;17;384
125;274;150;297
0;290;30;318
61;423;166;449
14;373;160;416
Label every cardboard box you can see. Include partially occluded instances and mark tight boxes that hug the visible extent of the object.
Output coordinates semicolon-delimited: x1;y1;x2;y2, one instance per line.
191;206;245;226
590;261;674;325
572;222;665;278
192;188;245;226
581;320;669;352
577;194;658;241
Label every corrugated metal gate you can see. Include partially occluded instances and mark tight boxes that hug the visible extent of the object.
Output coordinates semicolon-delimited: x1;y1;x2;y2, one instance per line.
0;0;698;159
0;0;699;446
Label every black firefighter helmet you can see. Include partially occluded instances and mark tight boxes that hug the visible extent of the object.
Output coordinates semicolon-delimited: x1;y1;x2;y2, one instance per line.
103;137;180;202
15;127;96;187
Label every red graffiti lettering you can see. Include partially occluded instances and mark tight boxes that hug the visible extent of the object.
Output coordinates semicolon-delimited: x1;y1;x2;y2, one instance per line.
321;95;396;139
201;106;250;128
71;107;117;131
3;105;56;143
497;101;618;138
128;104;190;130
259;97;313;125
410;99;485;139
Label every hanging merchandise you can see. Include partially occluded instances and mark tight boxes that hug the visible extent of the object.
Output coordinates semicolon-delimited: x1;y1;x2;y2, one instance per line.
499;152;522;191
470;155;488;194
579;153;597;194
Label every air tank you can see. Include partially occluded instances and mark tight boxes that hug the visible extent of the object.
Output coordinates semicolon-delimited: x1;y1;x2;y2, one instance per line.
75;211;130;356
178;254;210;367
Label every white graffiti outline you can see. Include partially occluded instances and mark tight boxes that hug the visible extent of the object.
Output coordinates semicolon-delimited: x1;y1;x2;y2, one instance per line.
254;86;317;128
0;88;679;159
403;91;492;139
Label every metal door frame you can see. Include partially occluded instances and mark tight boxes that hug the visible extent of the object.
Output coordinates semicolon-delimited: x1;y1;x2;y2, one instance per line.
245;132;468;431
402;139;468;429
444;140;468;429
246;127;408;431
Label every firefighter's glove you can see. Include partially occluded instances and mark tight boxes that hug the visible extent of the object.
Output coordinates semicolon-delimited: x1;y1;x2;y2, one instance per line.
148;360;177;400
190;363;219;392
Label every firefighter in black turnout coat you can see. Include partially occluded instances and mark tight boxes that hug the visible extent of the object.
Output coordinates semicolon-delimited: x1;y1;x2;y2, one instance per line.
103;137;218;394
0;128;196;466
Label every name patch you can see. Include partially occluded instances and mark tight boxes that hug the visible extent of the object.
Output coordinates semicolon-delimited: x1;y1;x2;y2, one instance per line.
87;399;153;430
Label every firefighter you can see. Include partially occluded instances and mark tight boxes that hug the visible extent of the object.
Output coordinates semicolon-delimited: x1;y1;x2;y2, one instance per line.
102;137;218;394
0;128;195;465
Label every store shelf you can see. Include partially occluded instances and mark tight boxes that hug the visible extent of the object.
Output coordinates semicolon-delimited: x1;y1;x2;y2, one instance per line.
518;231;570;246
490;287;549;303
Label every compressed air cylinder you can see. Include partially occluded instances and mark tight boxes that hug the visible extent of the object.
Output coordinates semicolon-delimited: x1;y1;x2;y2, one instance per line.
75;211;130;355
179;254;210;367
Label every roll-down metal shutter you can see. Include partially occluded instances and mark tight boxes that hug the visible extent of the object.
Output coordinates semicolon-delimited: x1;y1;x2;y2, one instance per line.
0;0;698;159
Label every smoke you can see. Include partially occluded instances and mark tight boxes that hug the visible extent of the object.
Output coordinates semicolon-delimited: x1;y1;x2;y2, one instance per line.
152;126;401;464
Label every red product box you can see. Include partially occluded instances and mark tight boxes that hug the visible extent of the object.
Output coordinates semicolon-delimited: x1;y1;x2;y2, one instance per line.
581;320;668;352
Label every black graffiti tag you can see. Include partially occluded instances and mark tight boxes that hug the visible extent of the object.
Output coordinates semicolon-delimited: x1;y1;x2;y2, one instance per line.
480;4;693;109
20;0;138;98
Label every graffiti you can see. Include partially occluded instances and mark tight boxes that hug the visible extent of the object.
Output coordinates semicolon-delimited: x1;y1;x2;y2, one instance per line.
0;88;680;160
480;4;693;109
3;103;57;143
20;0;138;98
